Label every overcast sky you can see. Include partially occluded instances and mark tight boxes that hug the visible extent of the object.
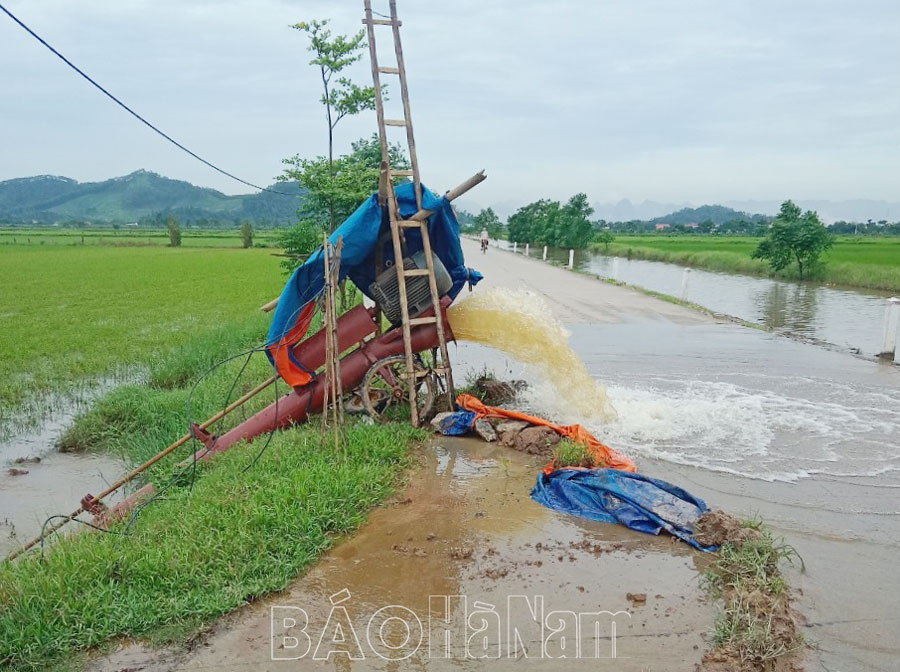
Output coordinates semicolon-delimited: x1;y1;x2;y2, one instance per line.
2;0;899;211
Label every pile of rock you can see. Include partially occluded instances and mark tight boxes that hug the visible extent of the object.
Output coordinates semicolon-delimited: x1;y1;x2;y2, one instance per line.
431;414;561;457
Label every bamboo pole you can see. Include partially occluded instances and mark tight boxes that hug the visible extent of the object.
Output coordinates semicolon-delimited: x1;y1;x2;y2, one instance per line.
331;237;348;452
260;170;487;312
6;374;277;561
321;235;332;435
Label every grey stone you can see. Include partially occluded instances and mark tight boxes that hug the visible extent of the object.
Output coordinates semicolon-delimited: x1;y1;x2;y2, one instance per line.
495;420;529;434
474;418;498;442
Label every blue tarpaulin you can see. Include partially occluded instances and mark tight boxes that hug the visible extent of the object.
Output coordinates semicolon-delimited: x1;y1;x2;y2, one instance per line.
434;410;477;436
531;468;716;551
266;182;482;384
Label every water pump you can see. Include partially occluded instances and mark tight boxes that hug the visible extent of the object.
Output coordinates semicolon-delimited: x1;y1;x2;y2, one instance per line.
368;250;452;325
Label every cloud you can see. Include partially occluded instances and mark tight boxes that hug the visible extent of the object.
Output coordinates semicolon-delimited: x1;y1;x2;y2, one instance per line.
1;0;899;208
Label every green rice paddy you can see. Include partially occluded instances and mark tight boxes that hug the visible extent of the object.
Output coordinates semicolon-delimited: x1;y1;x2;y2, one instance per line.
0;241;285;438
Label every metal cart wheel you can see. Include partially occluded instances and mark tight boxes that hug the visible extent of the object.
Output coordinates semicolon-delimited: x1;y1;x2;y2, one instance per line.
361;355;435;423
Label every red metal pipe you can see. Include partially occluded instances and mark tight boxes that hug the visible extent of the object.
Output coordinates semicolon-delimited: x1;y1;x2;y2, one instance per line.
189;297;454;460
111;298;455;520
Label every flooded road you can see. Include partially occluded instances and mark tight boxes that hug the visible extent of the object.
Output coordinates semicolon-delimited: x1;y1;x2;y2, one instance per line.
90;439;712;672
457;238;900;671
501;241;897;359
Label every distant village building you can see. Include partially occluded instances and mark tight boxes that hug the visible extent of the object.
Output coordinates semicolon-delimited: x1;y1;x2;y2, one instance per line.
655;223;670;231
684;222;699;229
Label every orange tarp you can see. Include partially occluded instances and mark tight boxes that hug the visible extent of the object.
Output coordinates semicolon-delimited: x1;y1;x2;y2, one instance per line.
456;394;637;474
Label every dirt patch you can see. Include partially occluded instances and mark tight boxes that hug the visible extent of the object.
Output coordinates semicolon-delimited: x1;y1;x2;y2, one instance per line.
510;425;559;455
696;511;805;672
695;509;763;547
466;375;526;405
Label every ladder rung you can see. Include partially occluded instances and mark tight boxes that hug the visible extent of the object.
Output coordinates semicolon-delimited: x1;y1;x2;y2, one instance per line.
403;268;430;277
431;367;450;375
379;66;400;74
391;169;413;177
384;119;407;127
363;18;401;26
408;316;437;326
398;220;424;228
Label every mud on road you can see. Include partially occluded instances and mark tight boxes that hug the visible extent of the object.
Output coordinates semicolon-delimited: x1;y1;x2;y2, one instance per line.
89;437;714;671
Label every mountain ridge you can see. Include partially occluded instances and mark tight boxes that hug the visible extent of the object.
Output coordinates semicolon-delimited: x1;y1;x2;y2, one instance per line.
0;170;303;226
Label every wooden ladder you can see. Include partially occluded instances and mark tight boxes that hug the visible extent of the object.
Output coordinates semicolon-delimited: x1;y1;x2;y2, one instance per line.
363;0;455;427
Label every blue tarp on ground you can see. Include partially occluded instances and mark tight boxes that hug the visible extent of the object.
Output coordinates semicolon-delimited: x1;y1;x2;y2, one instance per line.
267;181;481;349
531;468;717;551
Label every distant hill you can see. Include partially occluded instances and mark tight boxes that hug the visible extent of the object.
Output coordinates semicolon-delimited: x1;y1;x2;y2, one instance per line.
650;204;768;225
0;170;304;226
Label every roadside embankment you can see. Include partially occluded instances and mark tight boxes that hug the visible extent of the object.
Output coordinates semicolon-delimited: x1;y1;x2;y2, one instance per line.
590;238;900;293
0;317;426;672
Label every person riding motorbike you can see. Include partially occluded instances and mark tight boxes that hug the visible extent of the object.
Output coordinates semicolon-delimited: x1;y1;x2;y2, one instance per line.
480;228;489;253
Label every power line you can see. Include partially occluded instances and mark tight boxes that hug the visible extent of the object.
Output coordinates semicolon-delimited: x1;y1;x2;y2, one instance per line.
0;3;293;197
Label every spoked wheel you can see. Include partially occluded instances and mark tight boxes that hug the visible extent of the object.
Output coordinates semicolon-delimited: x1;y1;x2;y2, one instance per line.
362;355;435;424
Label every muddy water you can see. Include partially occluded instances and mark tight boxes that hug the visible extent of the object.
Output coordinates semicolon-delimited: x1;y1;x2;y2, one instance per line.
90;438;712;672
0;380;131;557
452;323;900;672
447;289;616;421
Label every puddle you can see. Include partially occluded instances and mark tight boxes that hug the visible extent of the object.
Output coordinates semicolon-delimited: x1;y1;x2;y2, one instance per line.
0;375;136;558
88;437;711;671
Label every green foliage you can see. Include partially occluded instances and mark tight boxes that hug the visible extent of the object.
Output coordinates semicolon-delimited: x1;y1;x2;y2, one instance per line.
702;521;804;664
292;20;376;133
240;220;253;248
278;136;409;272
473;207;504;239
507;193;595;248
292;19;378;232
557;193;595;248
649;204;768;227
595;229;615;250
552;440;595;469
752;200;833;279
165;215;181;247
277;219;324;273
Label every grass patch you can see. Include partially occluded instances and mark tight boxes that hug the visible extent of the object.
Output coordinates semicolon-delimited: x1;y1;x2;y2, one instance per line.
0;244;285;438
4;307;427;670
551;439;595;469
591;235;900;292
0;421;425;671
696;512;805;670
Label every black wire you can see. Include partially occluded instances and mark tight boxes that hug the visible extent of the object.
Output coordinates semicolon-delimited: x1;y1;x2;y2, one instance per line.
240;365;280;474
0;3;294;197
39;514;122;560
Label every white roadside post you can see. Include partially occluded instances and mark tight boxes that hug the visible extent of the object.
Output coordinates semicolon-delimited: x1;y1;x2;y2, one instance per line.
680;268;692;302
568;249;575;269
525;243;530;257
878;297;900;360
542;245;548;261
513;241;518;254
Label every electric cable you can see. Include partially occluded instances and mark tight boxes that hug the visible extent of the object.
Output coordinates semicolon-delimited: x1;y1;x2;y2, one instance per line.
0;2;294;196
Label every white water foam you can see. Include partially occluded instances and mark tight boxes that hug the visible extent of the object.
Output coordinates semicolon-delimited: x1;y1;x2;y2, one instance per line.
519;372;900;483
